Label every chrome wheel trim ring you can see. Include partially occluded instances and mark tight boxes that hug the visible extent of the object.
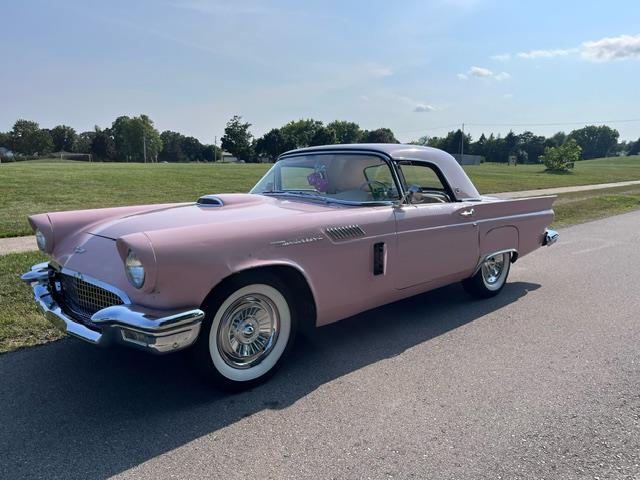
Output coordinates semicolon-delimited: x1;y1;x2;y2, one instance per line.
481;253;509;291
208;284;291;382
216;293;280;369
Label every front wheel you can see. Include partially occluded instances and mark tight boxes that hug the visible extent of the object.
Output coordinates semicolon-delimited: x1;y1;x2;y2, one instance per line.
462;252;511;299
192;274;296;390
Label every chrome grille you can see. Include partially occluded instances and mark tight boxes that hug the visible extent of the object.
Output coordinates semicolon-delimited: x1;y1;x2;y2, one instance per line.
56;273;124;325
325;224;366;241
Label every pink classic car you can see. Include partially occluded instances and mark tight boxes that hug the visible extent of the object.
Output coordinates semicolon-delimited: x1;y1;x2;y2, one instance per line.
22;144;558;388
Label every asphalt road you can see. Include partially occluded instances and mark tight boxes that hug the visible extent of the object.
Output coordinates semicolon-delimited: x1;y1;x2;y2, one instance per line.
1;211;639;480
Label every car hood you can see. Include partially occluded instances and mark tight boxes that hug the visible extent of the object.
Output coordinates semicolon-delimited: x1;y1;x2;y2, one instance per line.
86;193;336;240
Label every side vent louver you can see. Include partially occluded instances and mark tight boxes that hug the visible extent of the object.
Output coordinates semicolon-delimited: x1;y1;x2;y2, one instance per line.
326;225;366;241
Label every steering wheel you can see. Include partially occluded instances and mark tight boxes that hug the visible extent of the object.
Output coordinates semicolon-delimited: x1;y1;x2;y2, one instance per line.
360;180;389;200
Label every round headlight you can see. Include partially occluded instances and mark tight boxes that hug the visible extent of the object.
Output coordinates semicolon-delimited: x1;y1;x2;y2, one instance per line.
125;249;145;288
35;229;46;251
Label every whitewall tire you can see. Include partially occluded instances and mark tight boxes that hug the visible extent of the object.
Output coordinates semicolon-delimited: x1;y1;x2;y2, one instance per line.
193;274;296;389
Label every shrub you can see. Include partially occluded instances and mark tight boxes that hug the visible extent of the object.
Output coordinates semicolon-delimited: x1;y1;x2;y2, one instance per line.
540;139;581;172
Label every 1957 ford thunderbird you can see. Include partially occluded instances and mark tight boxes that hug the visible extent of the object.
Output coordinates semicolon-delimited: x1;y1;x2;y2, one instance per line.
22;144;558;388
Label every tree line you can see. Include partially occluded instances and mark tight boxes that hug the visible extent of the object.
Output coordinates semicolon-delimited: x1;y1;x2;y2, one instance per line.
221;116;638;163
1;114;639;163
0;116;220;162
411;125;636;163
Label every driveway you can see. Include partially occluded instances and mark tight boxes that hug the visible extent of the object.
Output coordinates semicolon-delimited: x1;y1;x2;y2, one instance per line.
1;211;639;479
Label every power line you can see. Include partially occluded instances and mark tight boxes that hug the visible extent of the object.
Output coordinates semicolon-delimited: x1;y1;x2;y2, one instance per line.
397;117;640;135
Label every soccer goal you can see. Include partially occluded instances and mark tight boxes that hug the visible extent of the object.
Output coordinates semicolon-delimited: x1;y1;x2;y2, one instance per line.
51;151;93;162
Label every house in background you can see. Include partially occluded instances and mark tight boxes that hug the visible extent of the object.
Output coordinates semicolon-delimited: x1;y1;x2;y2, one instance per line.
222;151;241;163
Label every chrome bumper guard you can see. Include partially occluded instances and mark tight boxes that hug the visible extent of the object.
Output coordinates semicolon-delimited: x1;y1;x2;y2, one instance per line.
543;228;559;246
21;263;204;354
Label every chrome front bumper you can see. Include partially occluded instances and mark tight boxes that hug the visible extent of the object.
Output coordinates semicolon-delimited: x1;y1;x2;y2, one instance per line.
543;228;559;246
21;263;205;354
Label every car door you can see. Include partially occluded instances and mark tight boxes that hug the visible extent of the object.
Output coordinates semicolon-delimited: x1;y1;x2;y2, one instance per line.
393;162;479;289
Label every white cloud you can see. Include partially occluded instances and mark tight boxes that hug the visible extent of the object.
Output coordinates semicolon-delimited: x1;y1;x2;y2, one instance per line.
461;67;509;81
503;93;514;99
469;66;493;77
491;53;511;61
581;33;640;62
517;48;575;59
390;94;438;113
359;95;370;102
413;104;436;113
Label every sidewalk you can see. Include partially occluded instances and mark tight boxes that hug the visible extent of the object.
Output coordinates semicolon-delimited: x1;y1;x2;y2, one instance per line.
2;179;640;256
492;179;640;199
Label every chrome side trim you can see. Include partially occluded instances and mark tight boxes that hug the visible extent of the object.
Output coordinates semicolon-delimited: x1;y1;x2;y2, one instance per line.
326;225;366;241
543;228;559;246
21;263;204;354
472;249;518;276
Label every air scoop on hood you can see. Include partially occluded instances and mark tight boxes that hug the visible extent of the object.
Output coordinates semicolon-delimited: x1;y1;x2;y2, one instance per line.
196;195;224;207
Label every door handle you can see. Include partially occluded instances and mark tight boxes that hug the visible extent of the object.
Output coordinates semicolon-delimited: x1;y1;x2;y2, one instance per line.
459;208;474;217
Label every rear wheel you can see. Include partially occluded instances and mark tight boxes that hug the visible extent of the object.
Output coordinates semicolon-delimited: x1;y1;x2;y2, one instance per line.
192;273;296;390
462;252;511;299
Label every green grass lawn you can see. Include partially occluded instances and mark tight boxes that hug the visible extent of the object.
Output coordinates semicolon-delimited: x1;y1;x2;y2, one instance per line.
0;251;63;353
1;156;639;238
552;184;640;227
2;184;640;354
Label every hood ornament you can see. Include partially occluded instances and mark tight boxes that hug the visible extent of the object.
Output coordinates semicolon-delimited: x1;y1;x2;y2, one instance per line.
73;246;86;254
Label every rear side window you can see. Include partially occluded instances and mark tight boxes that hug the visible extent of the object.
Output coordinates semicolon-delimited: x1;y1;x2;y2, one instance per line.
398;163;452;203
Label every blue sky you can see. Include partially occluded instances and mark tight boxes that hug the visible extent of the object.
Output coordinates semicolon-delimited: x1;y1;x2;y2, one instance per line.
2;0;640;143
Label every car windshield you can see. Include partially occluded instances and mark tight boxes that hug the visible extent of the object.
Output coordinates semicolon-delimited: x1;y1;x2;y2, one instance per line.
250;153;400;204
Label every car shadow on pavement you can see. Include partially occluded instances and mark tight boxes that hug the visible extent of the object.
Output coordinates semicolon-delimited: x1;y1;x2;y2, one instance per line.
0;281;539;479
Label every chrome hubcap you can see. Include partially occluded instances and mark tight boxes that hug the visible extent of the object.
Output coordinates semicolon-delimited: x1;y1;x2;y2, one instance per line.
481;255;505;285
217;294;280;369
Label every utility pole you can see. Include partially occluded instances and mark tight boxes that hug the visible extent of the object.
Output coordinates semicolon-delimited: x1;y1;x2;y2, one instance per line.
214;136;217;163
143;131;147;163
460;122;465;159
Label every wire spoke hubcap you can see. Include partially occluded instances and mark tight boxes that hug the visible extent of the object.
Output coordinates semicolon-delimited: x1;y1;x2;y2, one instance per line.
481;255;505;285
217;293;280;369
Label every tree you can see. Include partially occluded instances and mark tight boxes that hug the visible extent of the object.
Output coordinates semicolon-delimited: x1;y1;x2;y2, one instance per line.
9;119;53;155
628;138;640;156
517;131;546;163
545;131;567;148
568;125;619;159
74;131;96;154
111;115;162;162
280;119;324;148
200;144;221;162
221;115;254;161
255;128;296;160
326;120;362;144
309;126;337;146
159;131;186;162
181;136;204;161
540;139;581;172
91;127;115;160
471;133;487;157
50;125;77;152
360;128;399;144
409;135;430;146
0;131;9;148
